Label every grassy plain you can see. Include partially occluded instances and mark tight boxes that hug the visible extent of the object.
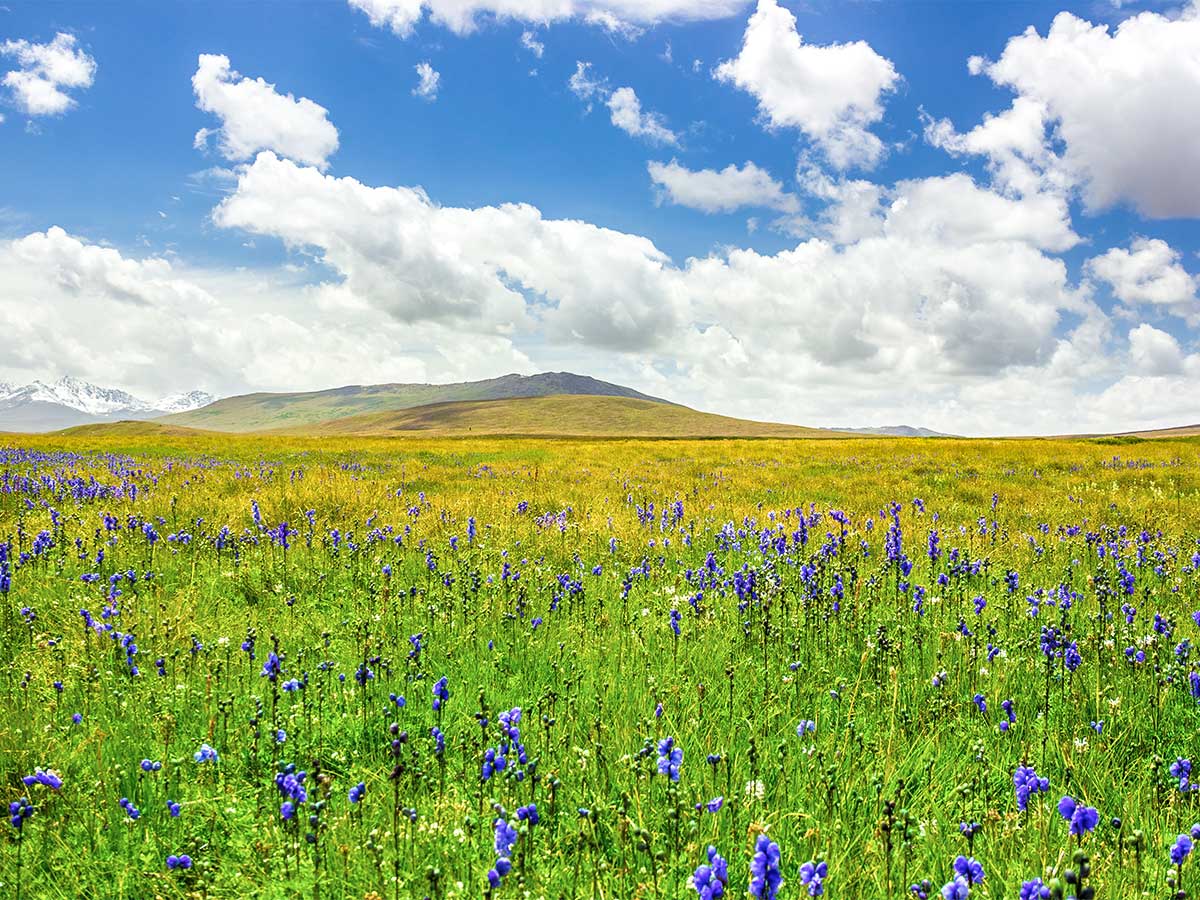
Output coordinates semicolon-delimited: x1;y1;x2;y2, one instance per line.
1;432;1198;899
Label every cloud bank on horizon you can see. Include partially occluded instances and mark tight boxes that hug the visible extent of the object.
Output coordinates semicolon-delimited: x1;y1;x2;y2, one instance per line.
0;0;1198;436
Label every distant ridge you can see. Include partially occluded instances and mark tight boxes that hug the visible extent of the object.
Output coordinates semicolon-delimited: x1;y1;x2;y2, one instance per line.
1103;424;1200;440
160;372;672;433
832;425;954;438
0;377;214;433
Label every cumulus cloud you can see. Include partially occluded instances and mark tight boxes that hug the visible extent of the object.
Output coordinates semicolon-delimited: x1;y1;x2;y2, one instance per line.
413;61;441;100
681;210;1084;379
221;152;1071;377
347;0;746;37
1127;323;1186;375
605;87;677;144
0;226;534;398
922;97;1066;200
212;152;682;350
192;54;340;170
1;32;96;117
879;173;1077;253
714;0;899;169
928;5;1200;217
792;164;1078;250
647;159;798;213
1086;238;1198;315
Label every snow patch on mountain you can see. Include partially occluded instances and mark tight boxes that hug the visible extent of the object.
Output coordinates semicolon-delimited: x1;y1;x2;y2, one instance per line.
20;376;155;415
153;390;218;414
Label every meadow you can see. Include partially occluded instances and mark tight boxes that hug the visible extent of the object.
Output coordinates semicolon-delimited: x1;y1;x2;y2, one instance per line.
2;432;1199;899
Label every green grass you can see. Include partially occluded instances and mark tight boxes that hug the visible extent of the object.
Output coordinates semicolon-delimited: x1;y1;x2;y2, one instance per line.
0;434;1198;899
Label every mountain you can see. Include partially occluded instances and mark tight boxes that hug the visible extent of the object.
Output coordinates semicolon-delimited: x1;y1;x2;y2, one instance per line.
2;376;154;415
0;377;215;433
159;372;672;432
831;425;954;438
257;395;850;439
155;390;218;414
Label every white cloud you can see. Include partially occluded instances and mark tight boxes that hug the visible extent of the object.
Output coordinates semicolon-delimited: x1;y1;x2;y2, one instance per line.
0;226;533;398
568;63;677;144
648;159;798;213
212;152;683;350
922;97;1067;199
882;173;1077;253
1;32;95;117
520;30;545;57
606;87;677;144
1127;323;1186;375
793;164;1078;251
1087;238;1198;315
413;61;441;100
934;6;1200;217
347;0;745;37
788;165;884;244
681;217;1084;379
192;54;340;170
568;60;605;103
714;0;899;169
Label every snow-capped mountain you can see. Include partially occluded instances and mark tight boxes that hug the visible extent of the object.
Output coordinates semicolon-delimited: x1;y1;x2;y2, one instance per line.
16;376;155;415
0;377;216;432
154;390;218;415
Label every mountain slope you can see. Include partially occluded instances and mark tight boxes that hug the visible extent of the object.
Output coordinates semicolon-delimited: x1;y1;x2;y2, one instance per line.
277;394;849;439
160;372;671;432
1106;424;1200;439
0;377;215;432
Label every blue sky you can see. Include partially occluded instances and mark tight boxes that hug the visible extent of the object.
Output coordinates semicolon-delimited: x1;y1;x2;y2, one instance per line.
1;0;1197;434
